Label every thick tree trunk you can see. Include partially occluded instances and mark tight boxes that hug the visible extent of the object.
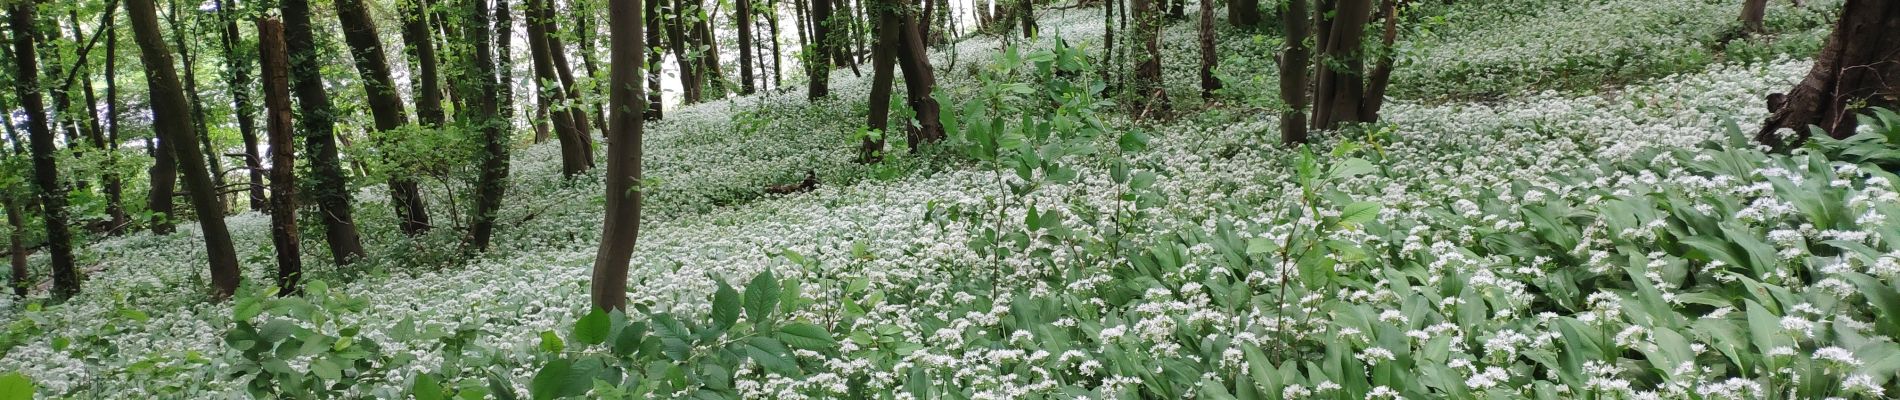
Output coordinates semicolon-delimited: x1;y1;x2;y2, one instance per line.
1742;0;1768;34
1279;0;1310;145
645;0;665;119
127;0;244;300
808;0;835;99
862;0;898;164
1198;0;1220;99
10;2;80;300
1019;0;1036;37
283;0;367;265
170;0;230;210
535;96;553;143
460;0;511;251
1313;0;1370;130
1131;0;1168;118
529;0;596;177
216;0;268;213
737;0;758;94
893;8;944;150
335;0;433;235
1757;0;1900;148
403;0;447;127
256;16;304;296
592;0;647;312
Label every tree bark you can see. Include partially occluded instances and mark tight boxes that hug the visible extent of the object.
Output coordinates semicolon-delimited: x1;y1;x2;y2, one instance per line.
1131;0;1168;118
497;0;518;140
283;0;367;265
768;0;784;89
1757;0;1900;148
103;22;129;235
460;0;511;251
334;0;433;235
738;0;759;94
1742;0;1769;34
1231;0;1260;27
893;6;944;150
808;0;835;99
403;0;447;128
861;0;898;164
11;2;80;300
127;0;244;300
541;0;602;136
256;16;304;296
1358;0;1398;122
1198;0;1221;99
529;0;596;177
169;0;230;210
1279;0;1310;145
1313;0;1370;130
592;0;647;312
665;0;703;103
645;0;665;119
5;198;26;297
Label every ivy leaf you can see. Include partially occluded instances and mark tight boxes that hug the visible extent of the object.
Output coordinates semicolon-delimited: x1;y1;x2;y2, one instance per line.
572;309;611;346
745;270;781;327
0;373;35;400
776;323;837;350
712;280;742;330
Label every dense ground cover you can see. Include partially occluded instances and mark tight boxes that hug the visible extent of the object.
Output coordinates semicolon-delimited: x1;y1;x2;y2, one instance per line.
5;0;1899;398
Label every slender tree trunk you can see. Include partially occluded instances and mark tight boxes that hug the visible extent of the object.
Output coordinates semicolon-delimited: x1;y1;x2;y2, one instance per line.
567;0;608;131
103;22;129;235
44;14;81;146
768;0;784;89
893;7;944;150
256;16;304;296
1279;0;1310;145
403;0;447;127
498;0;517;137
529;0;595;177
1131;0;1168;118
1359;0;1398;122
645;0;665;119
861;0;897;164
539;0;599;161
1231;0;1260;27
690;9;728;97
460;0;510;251
335;0;433;235
592;0;646;311
5;198;26;297
1019;0;1036;37
737;0;758;94
127;0;244;300
535;95;553;143
1757;0;1900;148
1742;0;1769;34
283;0;367;265
215;0;268;213
1102;0;1115;89
1198;0;1220;99
170;0;229;210
808;0;834;99
666;0;703;104
70;11;109;155
11;2;80;300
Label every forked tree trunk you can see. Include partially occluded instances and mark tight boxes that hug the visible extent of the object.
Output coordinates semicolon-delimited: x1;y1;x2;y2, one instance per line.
10;2;80;300
460;0;511;251
283;0;367;265
256;16;304;296
335;0;433;235
127;0;244;300
893;9;944;149
861;0;899;164
1279;0;1311;145
1757;0;1900;148
1198;0;1221;99
592;0;647;312
529;0;596;177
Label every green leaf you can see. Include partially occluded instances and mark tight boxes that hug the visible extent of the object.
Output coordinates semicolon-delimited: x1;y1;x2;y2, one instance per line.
0;373;34;400
1245;238;1277;255
712;281;742;330
312;358;342;381
118;308;150;322
540;330;566;353
745;270;781;326
1337;201;1381;228
776;323;838;350
906;367;932;400
1332;158;1377;179
412;374;445;400
530;359;574;400
743;337;800;375
572;309;611;346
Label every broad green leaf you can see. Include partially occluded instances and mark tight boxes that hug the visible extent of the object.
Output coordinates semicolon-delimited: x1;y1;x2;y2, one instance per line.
0;373;34;400
540;331;566;353
529;359;574;400
572;309;611;346
745;270;781;326
712;281;742;330
777;323;837;350
1337;202;1380;228
412;374;445;400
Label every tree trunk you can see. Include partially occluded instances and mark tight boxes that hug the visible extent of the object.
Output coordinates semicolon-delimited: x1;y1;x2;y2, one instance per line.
497;0;518;139
1131;0;1168;118
808;0;834;99
403;0;447;128
1757;0;1900;148
576;0;609;129
690;10;729;97
738;0;758;94
283;0;367;265
256;16;304;296
1358;0;1398;122
1279;0;1310;145
460;0;511;251
861;0;898;164
1313;0;1370;130
5;198;26;297
10;2;80;300
529;0;595;177
103;22;129;235
893;7;944;150
170;0;230;210
645;0;665;119
1019;0;1036;37
542;0;602;135
665;0;703;103
592;0;647;311
1742;0;1768;34
535;95;553;143
127;0;244;300
215;0;268;213
1231;0;1260;27
335;0;433;235
67;11;109;159
768;0;784;89
1198;0;1220;99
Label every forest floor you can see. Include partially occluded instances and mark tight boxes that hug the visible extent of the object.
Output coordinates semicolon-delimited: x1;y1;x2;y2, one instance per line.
9;0;1897;398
